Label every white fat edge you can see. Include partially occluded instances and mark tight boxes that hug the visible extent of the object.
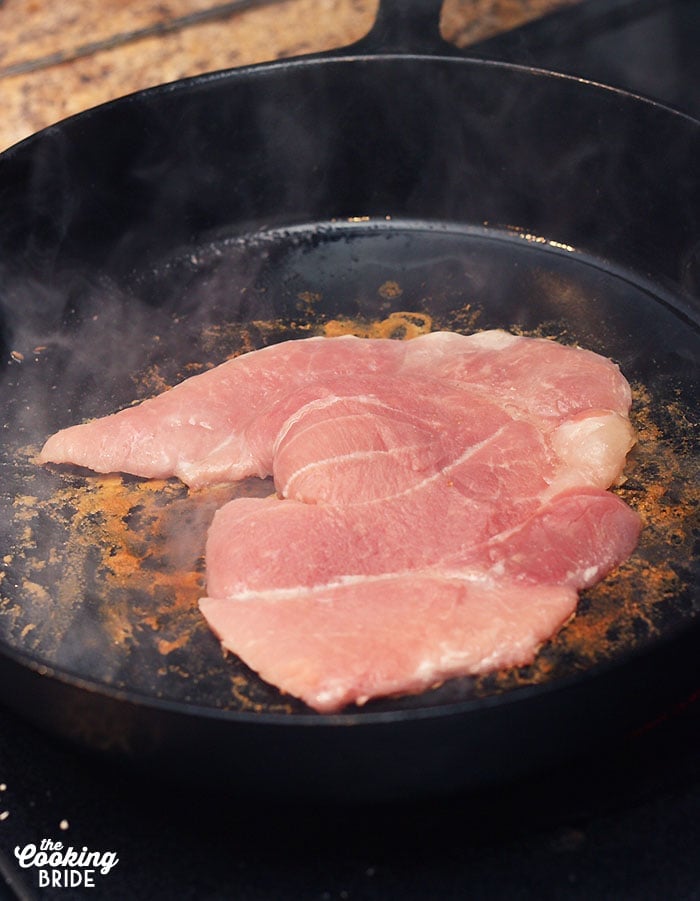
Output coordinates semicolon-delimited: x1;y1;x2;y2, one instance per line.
461;329;520;349
409;632;533;685
206;565;500;605
542;410;637;497
552;409;636;451
271;391;442;459
579;564;602;586
272;394;376;457
401;329;518;376
537;472;592;502
279;441;428;498
316;422;513;511
313;686;355;711
408;328;517;354
467;637;535;674
410;649;475;684
176;438;262;486
276;410;510;506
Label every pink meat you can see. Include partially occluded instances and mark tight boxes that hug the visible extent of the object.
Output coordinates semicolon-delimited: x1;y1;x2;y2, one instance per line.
39;330;642;711
202;488;639;600
40;336;411;487
200;577;579;713
199;487;639;712
39;330;632;488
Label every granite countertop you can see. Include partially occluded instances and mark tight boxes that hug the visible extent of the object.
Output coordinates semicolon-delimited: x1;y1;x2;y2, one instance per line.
0;0;578;152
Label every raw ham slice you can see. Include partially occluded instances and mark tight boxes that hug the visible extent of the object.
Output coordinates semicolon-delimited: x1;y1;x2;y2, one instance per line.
201;488;638;600
41;336;411;487
40;330;642;711
200;577;580;713
199;486;639;712
40;330;633;488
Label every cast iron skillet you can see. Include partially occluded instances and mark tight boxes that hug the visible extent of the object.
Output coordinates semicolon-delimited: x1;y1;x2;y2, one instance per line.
0;0;697;801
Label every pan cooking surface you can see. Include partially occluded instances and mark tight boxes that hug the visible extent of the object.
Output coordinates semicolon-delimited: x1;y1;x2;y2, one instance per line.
0;220;697;718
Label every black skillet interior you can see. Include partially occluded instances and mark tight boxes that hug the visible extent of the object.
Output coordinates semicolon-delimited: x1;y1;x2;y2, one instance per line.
0;2;698;799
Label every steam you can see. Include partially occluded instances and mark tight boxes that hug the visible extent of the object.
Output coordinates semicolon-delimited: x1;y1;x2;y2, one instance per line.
0;45;696;708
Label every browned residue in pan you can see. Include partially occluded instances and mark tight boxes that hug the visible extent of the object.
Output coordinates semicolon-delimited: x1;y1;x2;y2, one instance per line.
476;382;698;696
3;301;697;710
323;309;433;339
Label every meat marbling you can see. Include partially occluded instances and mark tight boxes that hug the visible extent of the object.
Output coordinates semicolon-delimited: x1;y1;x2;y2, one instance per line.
40;330;642;711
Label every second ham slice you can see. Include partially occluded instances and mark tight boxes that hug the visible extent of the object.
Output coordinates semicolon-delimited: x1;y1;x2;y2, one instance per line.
40;330;642;711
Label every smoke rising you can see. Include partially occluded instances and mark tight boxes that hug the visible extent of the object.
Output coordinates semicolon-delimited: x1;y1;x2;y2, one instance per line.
0;48;697;714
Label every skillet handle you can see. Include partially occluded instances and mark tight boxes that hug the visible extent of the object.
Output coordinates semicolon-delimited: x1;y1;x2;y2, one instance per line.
349;0;455;56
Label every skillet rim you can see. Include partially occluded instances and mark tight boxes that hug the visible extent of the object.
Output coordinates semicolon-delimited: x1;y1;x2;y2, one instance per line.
3;50;700;165
0;48;698;736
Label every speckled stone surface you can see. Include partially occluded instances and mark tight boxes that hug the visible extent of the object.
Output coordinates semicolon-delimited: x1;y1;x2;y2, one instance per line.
0;0;578;151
